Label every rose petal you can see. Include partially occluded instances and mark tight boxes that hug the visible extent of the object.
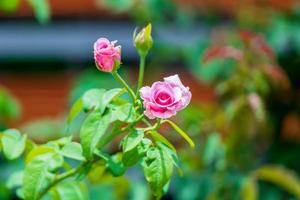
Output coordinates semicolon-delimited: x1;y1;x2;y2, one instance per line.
172;86;182;102
164;74;182;86
94;38;110;50
140;86;152;101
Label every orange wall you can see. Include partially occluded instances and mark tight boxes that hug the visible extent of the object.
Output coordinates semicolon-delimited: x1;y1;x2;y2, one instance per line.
0;70;215;126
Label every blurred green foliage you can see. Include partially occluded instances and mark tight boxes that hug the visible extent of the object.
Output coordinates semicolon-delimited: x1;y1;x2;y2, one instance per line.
0;87;20;129
0;88;22;200
0;0;50;24
171;29;300;200
0;0;19;13
28;0;50;24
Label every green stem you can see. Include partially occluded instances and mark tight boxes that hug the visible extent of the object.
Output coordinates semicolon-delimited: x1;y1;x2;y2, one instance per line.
101;114;147;147
143;118;152;127
156;118;161;127
136;54;146;98
37;162;89;200
112;71;136;102
161;120;195;148
62;162;72;171
143;118;161;132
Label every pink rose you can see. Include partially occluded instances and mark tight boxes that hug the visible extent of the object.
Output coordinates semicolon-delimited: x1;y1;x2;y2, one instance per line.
140;74;192;119
94;38;121;72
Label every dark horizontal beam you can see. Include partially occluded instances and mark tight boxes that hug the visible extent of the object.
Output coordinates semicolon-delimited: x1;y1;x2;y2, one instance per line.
0;20;208;63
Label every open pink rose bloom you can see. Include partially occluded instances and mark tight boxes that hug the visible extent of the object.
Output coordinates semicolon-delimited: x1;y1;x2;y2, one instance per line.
93;38;121;72
140;74;192;119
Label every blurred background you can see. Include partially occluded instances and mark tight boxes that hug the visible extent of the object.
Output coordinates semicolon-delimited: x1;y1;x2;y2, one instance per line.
1;0;300;199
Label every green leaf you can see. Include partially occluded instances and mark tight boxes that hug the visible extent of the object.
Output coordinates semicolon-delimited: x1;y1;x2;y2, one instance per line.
67;98;83;125
47;152;65;171
162;120;195;148
7;171;23;189
255;165;300;198
0;87;20;120
199;58;235;82
111;103;136;122
122;138;152;167
240;176;258;200
122;129;144;152
96;121;123;148
23;155;56;200
138;138;152;154
80;109;112;158
162;180;171;196
0;134;2;151
52;136;73;146
143;146;174;198
61;142;85;161
156;142;180;169
1;129;26;160
28;0;50;24
16;188;24;199
67;88;122;124
107;153;127;177
101;88;123;111
87;162;106;183
100;0;134;13
68;89;102;124
67;88;122;125
51;182;87;200
95;151;126;176
149;130;176;152
26;145;63;171
203;132;222;166
25;146;55;164
122;147;141;167
82;88;105;112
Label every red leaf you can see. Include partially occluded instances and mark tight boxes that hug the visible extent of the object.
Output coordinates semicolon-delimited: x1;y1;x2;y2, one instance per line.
239;30;274;59
202;46;243;63
263;64;290;90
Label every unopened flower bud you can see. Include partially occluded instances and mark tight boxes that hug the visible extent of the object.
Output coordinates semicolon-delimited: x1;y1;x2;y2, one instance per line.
134;24;153;56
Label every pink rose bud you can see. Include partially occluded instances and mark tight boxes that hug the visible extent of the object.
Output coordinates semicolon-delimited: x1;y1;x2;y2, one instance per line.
140;74;191;119
94;38;121;72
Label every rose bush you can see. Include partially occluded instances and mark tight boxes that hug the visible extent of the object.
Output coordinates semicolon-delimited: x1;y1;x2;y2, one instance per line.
0;24;194;200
